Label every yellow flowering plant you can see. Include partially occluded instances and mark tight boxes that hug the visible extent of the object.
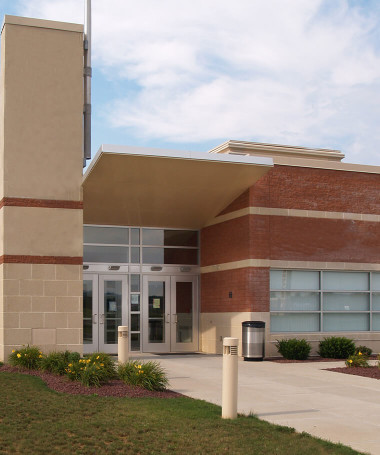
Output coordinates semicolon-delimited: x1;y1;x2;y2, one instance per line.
40;350;80;376
64;353;116;387
85;352;117;379
8;345;42;370
118;360;168;391
345;352;369;368
354;345;372;357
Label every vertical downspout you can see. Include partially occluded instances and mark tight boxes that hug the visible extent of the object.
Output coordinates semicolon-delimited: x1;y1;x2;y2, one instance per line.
83;0;92;166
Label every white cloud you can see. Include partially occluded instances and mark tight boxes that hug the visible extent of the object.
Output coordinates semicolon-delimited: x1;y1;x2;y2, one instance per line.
18;0;380;165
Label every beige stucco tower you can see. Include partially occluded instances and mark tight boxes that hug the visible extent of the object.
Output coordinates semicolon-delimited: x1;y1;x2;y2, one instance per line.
0;16;84;360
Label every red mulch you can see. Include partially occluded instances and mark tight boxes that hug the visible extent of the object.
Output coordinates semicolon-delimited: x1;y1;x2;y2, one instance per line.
325;366;380;380
0;365;181;398
267;355;378;363
267;357;380;380
267;357;344;363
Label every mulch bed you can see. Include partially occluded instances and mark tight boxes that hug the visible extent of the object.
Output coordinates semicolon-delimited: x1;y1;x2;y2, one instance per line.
325;366;380;380
267;357;345;363
0;365;181;398
267;355;378;363
265;357;380;380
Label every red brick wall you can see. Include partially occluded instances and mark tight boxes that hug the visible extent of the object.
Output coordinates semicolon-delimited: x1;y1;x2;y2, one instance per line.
219;189;249;215
220;165;380;215
201;215;380;265
202;164;380;314
201;216;250;267
268;216;380;263
201;267;269;313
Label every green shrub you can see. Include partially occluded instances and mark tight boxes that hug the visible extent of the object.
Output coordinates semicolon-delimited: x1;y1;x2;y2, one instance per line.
0;361;3;367
275;338;311;360
354;345;372;357
118;360;169;391
318;337;355;359
8;346;42;370
346;352;369;368
40;351;81;375
65;353;116;387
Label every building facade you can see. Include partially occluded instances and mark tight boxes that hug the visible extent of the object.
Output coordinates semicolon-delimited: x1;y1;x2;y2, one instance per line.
0;16;379;360
201;143;380;356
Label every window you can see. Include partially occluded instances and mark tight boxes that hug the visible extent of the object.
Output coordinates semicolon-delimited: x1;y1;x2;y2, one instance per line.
270;270;380;333
83;226;199;265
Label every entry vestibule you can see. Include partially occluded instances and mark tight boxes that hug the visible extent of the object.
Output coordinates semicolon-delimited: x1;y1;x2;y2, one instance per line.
83;224;200;354
81;147;273;358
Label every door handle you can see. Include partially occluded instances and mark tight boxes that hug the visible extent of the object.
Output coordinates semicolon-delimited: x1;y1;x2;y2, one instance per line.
165;313;170;324
100;314;104;324
173;313;178;324
92;313;97;324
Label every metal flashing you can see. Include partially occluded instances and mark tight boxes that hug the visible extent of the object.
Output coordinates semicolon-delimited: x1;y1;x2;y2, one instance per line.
2;15;83;34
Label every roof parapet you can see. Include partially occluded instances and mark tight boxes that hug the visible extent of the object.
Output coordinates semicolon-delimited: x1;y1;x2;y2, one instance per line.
2;15;83;34
209;140;345;162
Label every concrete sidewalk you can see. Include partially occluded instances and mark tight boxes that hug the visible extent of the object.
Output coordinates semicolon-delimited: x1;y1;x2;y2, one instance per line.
131;354;380;455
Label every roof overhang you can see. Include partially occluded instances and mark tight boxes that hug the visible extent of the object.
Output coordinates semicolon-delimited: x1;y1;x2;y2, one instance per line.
83;145;273;229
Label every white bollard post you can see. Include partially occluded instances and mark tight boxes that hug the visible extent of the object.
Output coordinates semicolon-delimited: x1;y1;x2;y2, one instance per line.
118;326;129;363
222;337;239;419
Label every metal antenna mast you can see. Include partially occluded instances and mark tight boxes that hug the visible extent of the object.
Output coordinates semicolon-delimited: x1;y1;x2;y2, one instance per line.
83;0;92;166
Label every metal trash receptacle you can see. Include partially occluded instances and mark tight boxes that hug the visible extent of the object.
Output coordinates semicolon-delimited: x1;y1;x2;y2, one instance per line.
242;321;265;361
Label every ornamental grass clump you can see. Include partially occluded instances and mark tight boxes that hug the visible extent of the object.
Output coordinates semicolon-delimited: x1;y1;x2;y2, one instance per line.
118;360;169;391
40;350;80;375
8;345;42;370
345;351;369;368
318;336;355;359
275;338;311;360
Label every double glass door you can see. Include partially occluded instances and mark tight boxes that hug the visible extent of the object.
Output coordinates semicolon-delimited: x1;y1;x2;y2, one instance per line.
83;274;128;354
142;275;198;353
83;273;198;354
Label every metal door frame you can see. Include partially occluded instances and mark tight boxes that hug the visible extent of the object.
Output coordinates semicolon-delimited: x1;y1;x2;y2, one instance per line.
83;273;128;354
142;274;199;353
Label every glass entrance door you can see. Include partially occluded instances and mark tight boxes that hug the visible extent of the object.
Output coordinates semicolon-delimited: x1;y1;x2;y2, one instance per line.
142;276;171;353
142;275;198;353
83;274;128;354
83;274;98;353
170;276;198;352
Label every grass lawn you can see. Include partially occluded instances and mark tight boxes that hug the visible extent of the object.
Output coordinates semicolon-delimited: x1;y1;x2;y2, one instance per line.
0;372;363;455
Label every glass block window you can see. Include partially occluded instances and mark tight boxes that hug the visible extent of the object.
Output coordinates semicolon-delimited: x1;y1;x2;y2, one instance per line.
270;270;380;333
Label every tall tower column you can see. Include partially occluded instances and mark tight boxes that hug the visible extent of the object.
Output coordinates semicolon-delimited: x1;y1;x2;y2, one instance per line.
0;16;84;360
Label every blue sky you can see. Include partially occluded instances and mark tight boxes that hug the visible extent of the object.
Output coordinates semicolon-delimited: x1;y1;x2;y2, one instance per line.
1;0;380;166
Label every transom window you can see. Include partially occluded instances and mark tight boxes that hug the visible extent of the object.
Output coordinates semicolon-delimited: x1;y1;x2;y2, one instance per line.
270;270;380;333
83;226;199;265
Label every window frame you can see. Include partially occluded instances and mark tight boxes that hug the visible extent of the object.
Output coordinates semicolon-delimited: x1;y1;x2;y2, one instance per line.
270;270;380;333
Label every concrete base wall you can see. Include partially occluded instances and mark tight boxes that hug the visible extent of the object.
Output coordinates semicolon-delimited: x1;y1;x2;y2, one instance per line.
1;263;82;361
200;312;270;356
200;312;380;357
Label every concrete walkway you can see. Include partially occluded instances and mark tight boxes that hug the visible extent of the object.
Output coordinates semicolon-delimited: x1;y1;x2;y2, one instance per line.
131;354;380;455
